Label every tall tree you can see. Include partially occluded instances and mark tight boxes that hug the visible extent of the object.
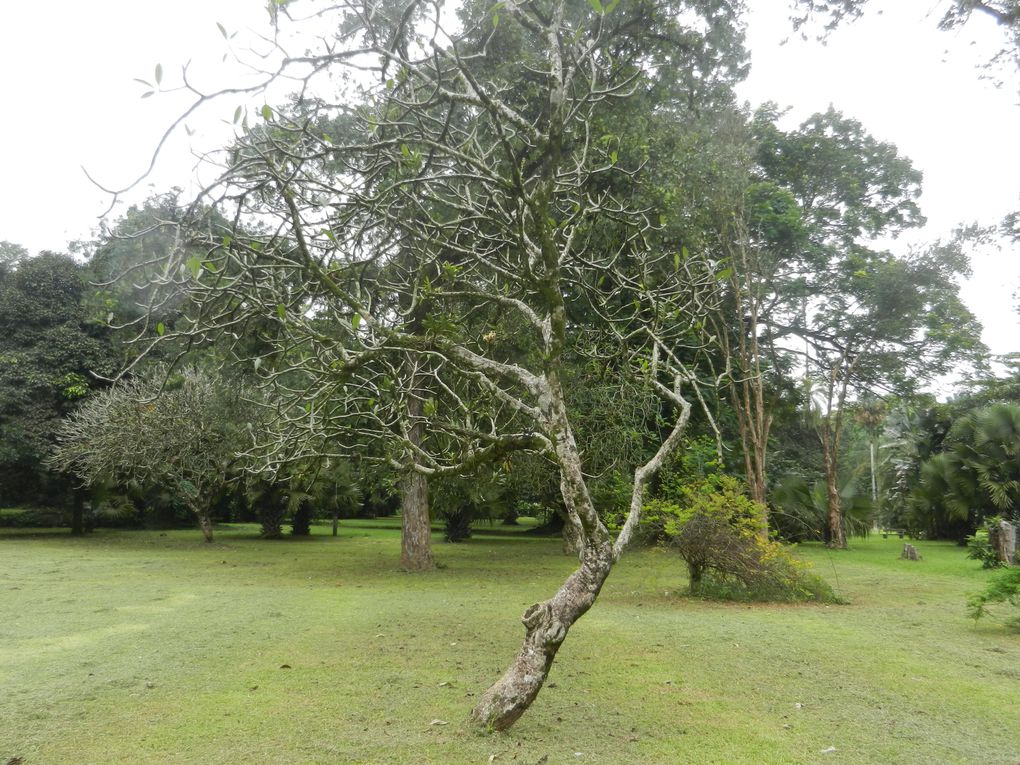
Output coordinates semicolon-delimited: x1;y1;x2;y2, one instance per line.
131;0;742;729
0;251;115;512
750;108;984;547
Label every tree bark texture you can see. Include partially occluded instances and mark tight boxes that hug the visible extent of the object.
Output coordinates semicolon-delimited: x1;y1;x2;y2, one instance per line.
823;446;845;548
197;512;214;543
469;537;614;730
399;469;435;571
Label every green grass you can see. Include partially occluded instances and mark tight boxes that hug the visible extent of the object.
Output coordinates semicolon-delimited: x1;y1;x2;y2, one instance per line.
1;522;1018;764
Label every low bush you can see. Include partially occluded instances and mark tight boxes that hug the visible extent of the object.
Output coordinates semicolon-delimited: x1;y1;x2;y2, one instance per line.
966;517;1006;569
0;506;66;528
642;476;837;603
968;566;1020;630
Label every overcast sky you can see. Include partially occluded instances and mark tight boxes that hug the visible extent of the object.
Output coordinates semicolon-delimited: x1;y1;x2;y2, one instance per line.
2;1;1018;358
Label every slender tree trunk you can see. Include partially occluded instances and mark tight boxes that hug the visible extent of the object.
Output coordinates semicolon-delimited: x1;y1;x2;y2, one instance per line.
399;468;434;571
869;441;878;503
823;444;845;548
70;488;85;536
471;376;691;730
470;536;614;730
821;364;853;549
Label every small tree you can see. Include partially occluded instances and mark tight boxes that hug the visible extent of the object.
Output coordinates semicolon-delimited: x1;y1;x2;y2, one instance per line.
645;475;836;602
49;366;256;542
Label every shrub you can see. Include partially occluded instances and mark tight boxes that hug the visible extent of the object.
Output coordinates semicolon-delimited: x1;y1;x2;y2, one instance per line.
643;476;837;603
0;506;66;528
968;566;1020;631
966;517;1006;569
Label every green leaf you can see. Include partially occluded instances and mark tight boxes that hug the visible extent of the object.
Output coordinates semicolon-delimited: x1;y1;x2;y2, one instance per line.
261;104;273;121
400;144;411;158
133;78;153;88
154;63;163;85
141;91;155;99
276;304;286;319
217;22;227;39
673;252;680;270
156;322;166;337
254;357;262;371
492;11;499;27
222;235;233;248
233;106;242;124
386;78;394;90
716;267;734;281
587;0;603;13
609;150;618;164
186;256;202;278
605;0;620;10
352;312;362;330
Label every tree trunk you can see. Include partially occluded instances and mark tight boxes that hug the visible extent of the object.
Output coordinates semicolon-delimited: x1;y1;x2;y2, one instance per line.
471;535;614;730
823;447;845;549
70;488;85;536
560;510;583;557
399;469;434;571
470;374;691;731
197;512;214;543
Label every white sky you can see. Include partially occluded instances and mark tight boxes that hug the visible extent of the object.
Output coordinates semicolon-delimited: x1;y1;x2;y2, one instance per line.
1;1;1018;357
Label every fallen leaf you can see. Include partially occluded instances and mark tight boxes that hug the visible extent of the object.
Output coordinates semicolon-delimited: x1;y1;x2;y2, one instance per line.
280;664;292;669
821;747;837;754
429;719;449;726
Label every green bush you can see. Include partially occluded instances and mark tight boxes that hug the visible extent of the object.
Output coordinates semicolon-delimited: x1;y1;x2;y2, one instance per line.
642;476;837;603
0;506;66;528
966;517;1007;569
968;566;1020;630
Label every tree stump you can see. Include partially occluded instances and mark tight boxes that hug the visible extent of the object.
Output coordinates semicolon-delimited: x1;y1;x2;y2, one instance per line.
901;543;921;561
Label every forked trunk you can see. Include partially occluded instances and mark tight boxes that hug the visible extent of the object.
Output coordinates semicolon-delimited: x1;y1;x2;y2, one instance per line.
470;537;614;730
470;374;692;731
400;469;435;571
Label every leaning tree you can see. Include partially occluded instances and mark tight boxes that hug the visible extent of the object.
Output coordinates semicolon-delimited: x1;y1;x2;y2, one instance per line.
122;0;743;729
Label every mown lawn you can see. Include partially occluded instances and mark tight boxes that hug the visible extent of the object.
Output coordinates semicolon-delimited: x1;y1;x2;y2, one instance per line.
1;521;1017;764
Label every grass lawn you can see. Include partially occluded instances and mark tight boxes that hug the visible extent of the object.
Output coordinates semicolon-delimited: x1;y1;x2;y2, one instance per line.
1;521;1018;764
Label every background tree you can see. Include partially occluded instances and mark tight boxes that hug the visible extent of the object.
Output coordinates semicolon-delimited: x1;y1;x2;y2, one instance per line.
0;250;115;517
49;366;258;542
750;108;984;546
